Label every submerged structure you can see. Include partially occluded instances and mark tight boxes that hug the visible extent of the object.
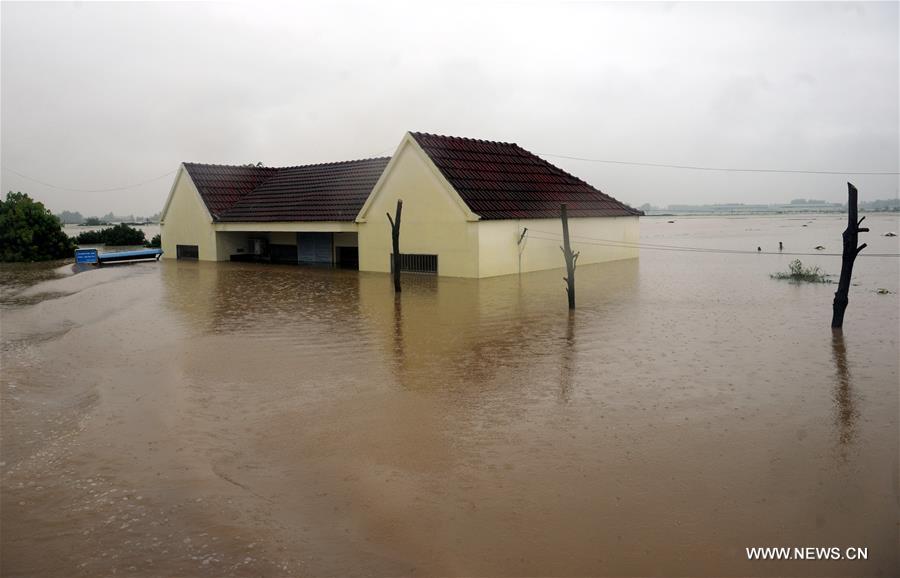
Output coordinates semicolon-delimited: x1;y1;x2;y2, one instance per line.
159;132;641;277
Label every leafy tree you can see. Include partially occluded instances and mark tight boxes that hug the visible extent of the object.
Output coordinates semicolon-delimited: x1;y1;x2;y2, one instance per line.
83;216;103;226
146;233;161;248
74;223;146;246
0;191;76;262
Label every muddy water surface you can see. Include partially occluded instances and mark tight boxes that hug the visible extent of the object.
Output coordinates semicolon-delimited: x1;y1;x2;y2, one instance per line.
2;215;898;577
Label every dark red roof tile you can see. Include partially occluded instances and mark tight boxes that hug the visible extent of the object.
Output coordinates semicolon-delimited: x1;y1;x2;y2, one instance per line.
411;132;642;219
182;163;278;219
182;133;640;223
183;158;389;222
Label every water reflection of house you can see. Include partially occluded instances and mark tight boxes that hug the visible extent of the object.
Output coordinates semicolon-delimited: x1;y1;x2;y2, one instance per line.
160;132;641;277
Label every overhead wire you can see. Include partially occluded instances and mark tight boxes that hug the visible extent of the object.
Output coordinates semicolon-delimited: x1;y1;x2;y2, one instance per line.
535;154;900;176
1;165;177;193
1;144;402;193
5;140;899;196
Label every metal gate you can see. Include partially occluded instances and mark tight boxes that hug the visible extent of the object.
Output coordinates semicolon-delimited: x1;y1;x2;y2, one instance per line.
391;253;438;275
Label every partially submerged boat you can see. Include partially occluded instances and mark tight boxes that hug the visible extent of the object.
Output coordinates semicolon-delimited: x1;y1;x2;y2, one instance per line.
75;248;163;265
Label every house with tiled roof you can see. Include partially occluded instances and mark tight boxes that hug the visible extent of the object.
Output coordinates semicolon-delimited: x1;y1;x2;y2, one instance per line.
159;131;641;277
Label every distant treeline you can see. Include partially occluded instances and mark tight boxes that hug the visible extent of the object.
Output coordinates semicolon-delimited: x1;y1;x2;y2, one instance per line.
56;210;161;225
639;197;899;214
859;198;900;211
73;223;147;246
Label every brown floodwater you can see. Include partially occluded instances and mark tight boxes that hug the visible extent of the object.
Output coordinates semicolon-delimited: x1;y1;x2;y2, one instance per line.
1;215;898;577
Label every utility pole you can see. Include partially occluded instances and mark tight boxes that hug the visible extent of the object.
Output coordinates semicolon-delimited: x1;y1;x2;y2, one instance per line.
560;204;579;309
387;199;403;293
831;183;868;329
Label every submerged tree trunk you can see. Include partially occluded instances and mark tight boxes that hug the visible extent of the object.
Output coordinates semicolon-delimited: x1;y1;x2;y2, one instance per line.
831;183;868;329
560;204;579;309
387;199;403;293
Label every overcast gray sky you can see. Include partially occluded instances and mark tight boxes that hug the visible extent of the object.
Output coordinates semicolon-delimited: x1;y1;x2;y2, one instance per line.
2;1;898;216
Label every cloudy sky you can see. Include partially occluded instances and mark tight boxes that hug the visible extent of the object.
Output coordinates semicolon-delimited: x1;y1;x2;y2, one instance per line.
1;1;897;216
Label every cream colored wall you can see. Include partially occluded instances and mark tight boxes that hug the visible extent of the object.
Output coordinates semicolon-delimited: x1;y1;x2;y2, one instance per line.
357;139;479;278
477;216;640;277
160;168;218;260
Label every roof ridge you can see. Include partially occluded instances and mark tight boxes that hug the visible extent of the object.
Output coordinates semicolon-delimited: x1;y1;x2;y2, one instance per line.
410;131;519;148
184;157;390;171
275;156;391;170
183;162;278;170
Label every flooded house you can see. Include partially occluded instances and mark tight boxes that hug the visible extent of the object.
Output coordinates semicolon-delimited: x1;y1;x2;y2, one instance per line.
159;132;642;277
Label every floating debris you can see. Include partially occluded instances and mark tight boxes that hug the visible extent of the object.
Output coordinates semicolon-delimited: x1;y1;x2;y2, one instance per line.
875;288;893;294
884;232;897;237
667;220;675;224
814;246;825;250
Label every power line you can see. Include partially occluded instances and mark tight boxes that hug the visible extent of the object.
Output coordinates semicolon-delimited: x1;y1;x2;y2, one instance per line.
537;153;900;176
524;229;900;258
0;145;397;193
1;166;177;193
5;142;899;196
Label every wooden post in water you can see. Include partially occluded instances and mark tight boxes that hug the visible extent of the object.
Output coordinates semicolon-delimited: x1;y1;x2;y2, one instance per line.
387;199;403;293
831;183;868;329
560;204;579;309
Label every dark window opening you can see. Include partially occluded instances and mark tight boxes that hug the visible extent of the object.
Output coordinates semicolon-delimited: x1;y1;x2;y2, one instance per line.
391;253;438;275
337;246;359;269
176;245;199;260
269;244;297;264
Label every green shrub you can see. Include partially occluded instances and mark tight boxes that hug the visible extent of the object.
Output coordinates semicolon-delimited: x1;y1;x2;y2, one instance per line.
0;191;76;262
146;233;161;248
770;259;831;283
73;229;104;244
74;223;146;246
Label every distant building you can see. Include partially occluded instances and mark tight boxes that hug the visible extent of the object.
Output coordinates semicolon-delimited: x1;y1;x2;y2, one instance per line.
159;132;641;277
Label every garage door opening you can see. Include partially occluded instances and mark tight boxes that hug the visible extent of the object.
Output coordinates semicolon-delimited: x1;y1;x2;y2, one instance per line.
297;232;333;264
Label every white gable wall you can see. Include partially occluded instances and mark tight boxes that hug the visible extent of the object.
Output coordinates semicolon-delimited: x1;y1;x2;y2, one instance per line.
357;137;480;278
160;167;219;260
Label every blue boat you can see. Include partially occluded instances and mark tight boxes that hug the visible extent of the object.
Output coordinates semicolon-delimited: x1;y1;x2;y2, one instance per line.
75;248;163;265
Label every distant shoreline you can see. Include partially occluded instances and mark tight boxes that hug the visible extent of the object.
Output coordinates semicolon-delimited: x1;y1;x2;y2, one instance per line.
642;209;899;217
